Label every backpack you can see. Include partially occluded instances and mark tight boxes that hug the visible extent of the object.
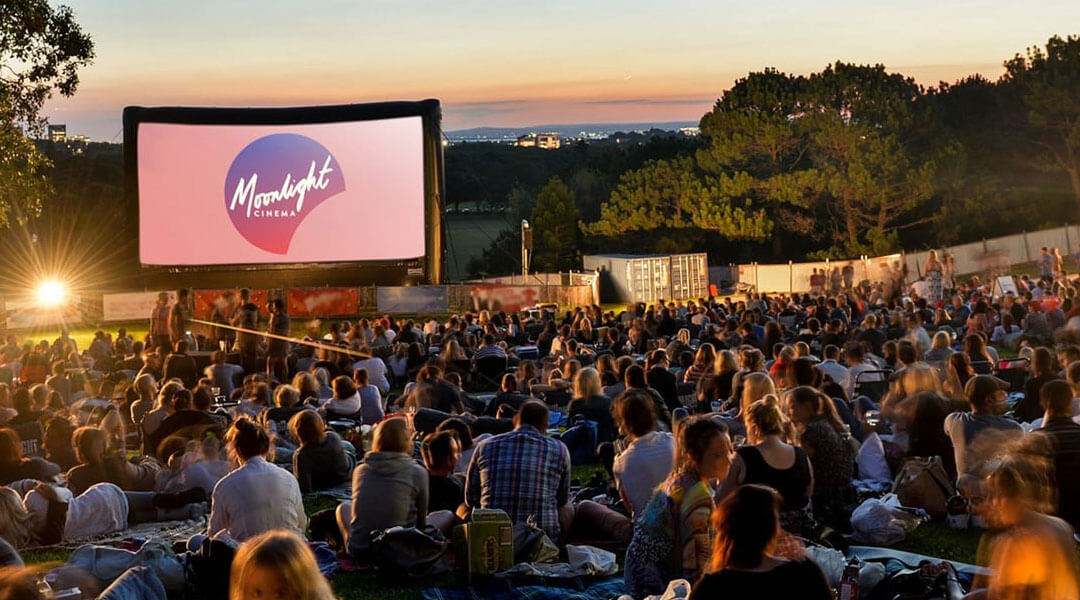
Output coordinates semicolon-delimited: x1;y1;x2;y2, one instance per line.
558;415;598;465
891;456;955;518
182;536;237;600
369;525;450;580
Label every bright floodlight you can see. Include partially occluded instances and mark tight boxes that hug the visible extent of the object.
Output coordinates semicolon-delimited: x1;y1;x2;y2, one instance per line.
35;279;68;308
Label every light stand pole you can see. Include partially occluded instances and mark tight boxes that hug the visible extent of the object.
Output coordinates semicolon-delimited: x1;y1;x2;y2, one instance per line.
521;219;532;281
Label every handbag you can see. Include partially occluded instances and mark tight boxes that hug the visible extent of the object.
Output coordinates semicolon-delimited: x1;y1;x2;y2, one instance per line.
369;525;450;579
891;456;955;519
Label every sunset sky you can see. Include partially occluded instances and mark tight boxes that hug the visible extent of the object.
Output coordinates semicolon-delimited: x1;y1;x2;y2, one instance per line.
43;0;1080;141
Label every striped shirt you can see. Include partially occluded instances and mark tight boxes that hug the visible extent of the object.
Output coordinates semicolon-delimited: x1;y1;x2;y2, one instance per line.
465;425;571;538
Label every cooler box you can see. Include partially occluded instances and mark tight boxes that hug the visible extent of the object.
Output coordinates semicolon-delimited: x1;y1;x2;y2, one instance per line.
453;508;514;582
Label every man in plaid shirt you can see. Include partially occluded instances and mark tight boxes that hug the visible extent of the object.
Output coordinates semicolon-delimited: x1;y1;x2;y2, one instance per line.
465;401;571;539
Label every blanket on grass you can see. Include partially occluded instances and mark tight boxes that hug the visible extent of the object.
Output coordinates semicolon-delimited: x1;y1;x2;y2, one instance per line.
422;575;625;600
19;516;207;554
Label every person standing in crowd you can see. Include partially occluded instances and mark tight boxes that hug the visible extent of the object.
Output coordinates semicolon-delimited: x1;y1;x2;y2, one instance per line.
465;401;570;540
924;249;941;304
169;288;190;347
266;299;291;383
150;292;172;353
1038;246;1055;281
232;288;261;373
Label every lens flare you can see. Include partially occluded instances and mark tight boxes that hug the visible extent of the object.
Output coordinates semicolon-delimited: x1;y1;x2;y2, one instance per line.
34;279;68;308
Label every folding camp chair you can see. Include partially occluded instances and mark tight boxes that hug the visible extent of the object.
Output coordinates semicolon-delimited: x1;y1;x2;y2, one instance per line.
995;357;1030;393
474;355;509;390
854;369;891;404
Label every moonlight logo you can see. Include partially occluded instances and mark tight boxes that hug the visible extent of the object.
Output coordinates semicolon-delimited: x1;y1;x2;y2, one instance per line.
224;133;346;254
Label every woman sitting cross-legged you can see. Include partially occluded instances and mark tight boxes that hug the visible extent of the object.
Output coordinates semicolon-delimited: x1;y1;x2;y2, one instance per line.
209;418;306;542
689;484;832;600
337;417;429;559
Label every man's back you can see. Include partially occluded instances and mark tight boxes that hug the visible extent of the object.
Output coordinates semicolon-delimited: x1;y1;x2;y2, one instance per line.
466;426;570;539
1041;418;1080;528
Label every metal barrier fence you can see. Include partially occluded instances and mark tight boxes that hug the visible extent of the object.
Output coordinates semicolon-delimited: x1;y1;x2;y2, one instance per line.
738;223;1080;294
2;277;599;329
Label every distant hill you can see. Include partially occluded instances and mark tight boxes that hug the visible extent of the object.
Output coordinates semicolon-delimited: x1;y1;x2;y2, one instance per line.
446;121;699;142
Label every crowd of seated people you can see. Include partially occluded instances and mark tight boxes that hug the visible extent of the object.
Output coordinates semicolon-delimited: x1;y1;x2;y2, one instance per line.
1;270;1080;598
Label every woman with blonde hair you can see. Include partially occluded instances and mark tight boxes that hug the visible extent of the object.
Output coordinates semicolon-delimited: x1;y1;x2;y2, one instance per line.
568;367;615;443
924;330;954;365
444;339;467;362
740;372;776;419
881;362;943;429
716;396;813;534
230;529;335;600
0;487;35;549
339;417;427;558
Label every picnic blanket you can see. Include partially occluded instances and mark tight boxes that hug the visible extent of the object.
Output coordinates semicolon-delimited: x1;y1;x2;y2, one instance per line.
309;483;352;502
846;545;988;588
20;516;207;553
422;575;625;600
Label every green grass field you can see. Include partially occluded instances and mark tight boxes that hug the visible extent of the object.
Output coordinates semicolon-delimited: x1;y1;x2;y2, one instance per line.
444;214;512;280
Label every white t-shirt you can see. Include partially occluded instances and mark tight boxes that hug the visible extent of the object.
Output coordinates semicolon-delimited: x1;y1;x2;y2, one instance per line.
320;392;361;416
613;431;675;519
24;483;128;541
209;457;306;542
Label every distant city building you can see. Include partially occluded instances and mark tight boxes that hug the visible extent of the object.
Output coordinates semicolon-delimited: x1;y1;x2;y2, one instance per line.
678;127;700;136
48;124;66;142
514;132;561;149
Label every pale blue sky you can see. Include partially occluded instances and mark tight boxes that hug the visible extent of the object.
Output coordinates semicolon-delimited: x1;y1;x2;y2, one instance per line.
42;0;1080;140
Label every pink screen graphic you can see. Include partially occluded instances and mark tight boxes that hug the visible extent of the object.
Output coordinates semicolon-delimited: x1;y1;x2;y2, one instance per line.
137;117;425;265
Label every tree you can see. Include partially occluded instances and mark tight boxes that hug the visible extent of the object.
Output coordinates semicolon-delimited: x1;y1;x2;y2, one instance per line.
530;177;581;272
0;0;94;228
1003;35;1080;215
695;69;819;253
801;63;943;255
583;156;770;239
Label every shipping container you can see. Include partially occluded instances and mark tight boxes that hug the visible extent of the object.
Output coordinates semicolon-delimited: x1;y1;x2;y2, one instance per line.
583;253;709;303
